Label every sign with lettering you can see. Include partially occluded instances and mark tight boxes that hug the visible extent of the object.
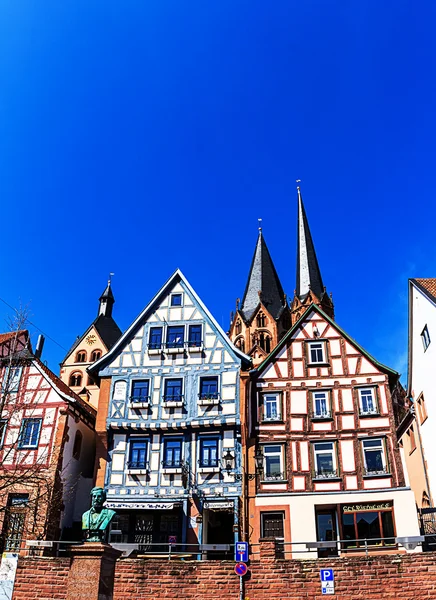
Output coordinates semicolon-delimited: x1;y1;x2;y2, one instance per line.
113;380;127;400
320;569;334;595
204;501;234;510
105;502;180;510
342;502;393;513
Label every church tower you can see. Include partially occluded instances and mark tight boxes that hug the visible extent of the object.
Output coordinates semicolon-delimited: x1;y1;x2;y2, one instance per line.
229;226;290;365
290;185;334;324
59;280;122;409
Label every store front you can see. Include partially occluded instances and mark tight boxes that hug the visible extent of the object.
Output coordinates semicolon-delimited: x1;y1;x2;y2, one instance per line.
202;500;236;558
340;501;395;550
106;501;183;551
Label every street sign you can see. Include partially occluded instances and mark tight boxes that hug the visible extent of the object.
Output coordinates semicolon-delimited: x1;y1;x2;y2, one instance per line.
234;562;248;577
168;536;177;546
235;541;249;563
320;569;334;595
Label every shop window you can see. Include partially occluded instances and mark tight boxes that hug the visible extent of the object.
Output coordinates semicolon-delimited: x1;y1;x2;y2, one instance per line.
199;437;219;467
312;391;331;419
130;380;150;403
73;430;83;460
263;445;285;480
199;377;219;400
128;438;148;470
76;351;87;363
261;393;282;421
69;372;82;387
91;350;102;362
18;418;42;449
341;502;395;549
166;326;184;349
313;441;338;478
162;438;183;468
362;438;388;475
149;327;163;350
358;387;378;416
307;341;327;364
163;378;183;402
188;325;202;347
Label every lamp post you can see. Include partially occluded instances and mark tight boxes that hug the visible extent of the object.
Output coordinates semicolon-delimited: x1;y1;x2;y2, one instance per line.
222;449;264;480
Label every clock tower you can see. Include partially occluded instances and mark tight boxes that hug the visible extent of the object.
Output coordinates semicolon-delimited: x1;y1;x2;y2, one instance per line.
59;280;122;409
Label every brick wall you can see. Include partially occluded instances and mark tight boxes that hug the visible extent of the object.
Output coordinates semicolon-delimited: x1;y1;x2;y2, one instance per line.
11;545;436;600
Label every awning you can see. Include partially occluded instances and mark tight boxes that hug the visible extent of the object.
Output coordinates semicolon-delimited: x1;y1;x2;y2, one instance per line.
105;501;181;510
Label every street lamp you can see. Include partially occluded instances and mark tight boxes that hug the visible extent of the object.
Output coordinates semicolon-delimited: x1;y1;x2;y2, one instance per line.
222;449;264;481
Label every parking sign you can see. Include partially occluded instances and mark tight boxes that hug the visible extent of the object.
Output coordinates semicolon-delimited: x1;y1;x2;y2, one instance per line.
320;569;334;595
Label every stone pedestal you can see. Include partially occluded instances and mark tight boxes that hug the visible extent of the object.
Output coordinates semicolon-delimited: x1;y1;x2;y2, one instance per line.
66;543;122;600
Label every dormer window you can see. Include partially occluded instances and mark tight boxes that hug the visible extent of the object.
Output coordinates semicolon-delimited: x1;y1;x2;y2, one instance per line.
171;293;183;307
307;341;327;365
76;351;87;363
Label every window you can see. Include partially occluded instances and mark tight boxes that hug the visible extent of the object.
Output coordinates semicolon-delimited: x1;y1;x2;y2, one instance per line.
199;437;219;467
2;494;29;551
0;419;7;448
199;377;219;400
131;380;150;402
72;430;83;460
362;438;388;475
149;327;163;350
163;438;183;468
76;351;87;363
3;367;21;392
235;337;245;352
358;388;378;416
307;341;326;364
69;372;82;387
166;326;184;349
341;502;395;548
188;325;202;347
312;391;331;419
421;325;431;351
171;294;183;307
408;426;416;454
257;313;266;328
18;419;42;449
91;350;102;362
163;378;183;402
416;394;428;424
128;438;148;469
263;445;285;480
261;512;285;558
259;332;271;353
261;393;282;421
313;441;337;478
235;320;242;335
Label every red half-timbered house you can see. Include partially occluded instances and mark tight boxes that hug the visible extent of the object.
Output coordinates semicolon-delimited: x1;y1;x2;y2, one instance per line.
0;330;96;551
245;189;420;558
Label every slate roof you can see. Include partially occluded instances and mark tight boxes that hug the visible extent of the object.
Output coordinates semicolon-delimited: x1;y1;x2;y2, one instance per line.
240;231;286;322
99;281;115;301
296;188;325;301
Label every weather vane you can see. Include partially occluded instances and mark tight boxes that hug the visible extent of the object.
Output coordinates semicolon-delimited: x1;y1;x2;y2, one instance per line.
108;272;115;284
258;218;262;231
296;179;301;191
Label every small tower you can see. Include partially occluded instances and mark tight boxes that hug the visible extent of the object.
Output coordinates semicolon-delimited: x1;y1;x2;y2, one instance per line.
229;223;290;364
290;185;334;324
59;280;122;409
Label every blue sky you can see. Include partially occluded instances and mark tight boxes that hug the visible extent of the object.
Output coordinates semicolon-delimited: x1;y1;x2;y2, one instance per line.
0;1;435;381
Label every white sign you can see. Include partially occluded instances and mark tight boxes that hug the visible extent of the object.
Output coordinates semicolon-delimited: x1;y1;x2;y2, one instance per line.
105;502;179;510
113;380;127;400
0;553;18;600
204;501;233;509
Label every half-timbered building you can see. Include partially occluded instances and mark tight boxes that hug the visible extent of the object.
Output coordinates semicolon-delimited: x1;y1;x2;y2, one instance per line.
0;330;96;550
246;189;420;558
89;270;250;551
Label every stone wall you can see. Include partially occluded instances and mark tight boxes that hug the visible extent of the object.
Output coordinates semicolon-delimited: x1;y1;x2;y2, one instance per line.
11;543;436;600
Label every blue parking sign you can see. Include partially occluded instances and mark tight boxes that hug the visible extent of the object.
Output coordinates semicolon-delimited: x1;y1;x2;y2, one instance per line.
320;569;334;582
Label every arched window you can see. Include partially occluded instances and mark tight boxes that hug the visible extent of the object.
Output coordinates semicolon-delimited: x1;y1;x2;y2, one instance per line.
73;430;83;460
235;337;245;352
256;312;266;328
69;372;82;387
235;320;242;335
76;351;87;363
91;350;102;362
259;332;271;353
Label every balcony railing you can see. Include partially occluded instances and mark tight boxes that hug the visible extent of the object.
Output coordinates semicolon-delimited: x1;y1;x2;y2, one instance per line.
363;466;390;476
147;341;203;352
359;408;379;417
199;393;219;400
198;459;219;468
312;410;332;419
161;460;183;468
130;395;151;403
262;471;286;481
162;394;184;403
127;460;149;470
313;469;339;479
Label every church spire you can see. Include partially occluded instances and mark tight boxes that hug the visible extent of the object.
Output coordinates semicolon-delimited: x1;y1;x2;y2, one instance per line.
240;227;286;323
98;279;115;318
291;185;334;323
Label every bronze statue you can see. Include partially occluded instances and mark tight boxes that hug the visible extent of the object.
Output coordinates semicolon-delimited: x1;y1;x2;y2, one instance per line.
82;487;116;542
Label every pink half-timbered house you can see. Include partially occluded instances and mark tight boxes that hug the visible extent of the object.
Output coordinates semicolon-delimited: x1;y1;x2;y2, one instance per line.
0;330;96;551
246;188;420;558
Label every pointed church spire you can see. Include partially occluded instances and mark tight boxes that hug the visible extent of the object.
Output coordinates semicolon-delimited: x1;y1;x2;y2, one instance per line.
240;226;286;323
292;184;334;322
98;278;115;318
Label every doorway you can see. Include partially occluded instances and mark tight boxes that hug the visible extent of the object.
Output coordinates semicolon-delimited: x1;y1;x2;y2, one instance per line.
205;509;233;558
315;508;338;557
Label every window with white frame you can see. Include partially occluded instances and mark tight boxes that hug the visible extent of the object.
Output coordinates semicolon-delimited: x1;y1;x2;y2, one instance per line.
0;419;7;448
307;341;327;364
358;388;378;416
312;390;331;418
421;325;431;351
263;445;285;480
128;438;149;470
362;438;388;475
313;441;337;478
18;419;42;449
261;393;282;421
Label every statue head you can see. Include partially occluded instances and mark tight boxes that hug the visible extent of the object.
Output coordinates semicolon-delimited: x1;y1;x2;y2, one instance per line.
90;487;106;511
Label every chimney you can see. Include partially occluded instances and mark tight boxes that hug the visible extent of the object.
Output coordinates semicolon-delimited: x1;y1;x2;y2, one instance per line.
35;335;45;359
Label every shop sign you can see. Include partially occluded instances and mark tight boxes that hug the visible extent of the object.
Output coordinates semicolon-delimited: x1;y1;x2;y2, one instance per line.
105;502;180;510
342;502;393;513
204;501;234;510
